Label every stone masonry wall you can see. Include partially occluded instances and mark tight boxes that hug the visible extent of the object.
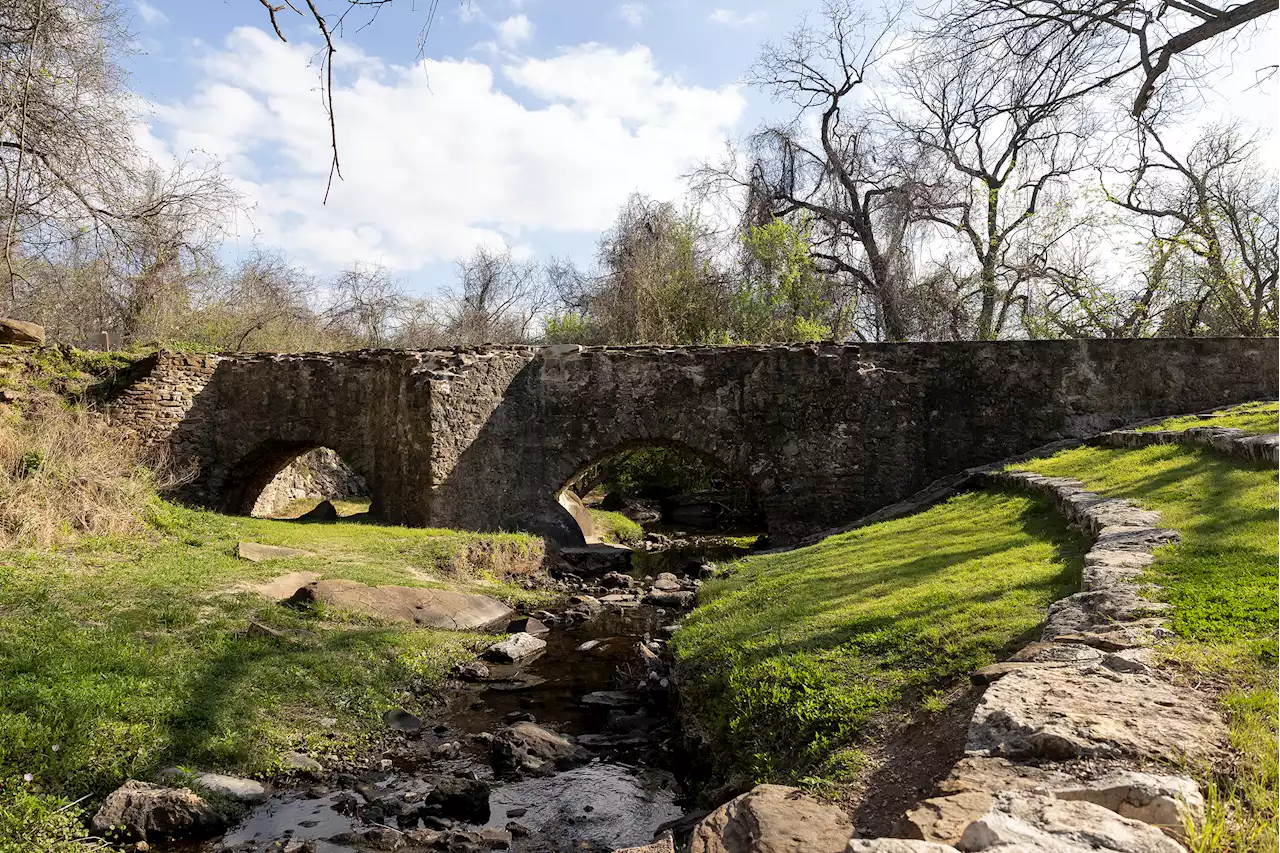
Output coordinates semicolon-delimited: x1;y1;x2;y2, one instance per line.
108;338;1278;544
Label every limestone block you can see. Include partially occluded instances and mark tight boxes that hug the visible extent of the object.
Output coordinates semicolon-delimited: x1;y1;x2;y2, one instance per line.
901;793;993;846
690;784;852;853
966;666;1225;765
956;792;1185;852
1054;771;1202;835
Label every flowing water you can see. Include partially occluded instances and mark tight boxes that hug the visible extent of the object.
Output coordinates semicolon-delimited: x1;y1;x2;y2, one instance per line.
204;532;758;853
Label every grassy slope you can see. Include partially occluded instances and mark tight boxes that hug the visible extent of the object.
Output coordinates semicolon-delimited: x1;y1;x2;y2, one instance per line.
672;490;1086;793
1014;404;1278;851
1136;401;1278;434
0;501;548;806
589;508;645;545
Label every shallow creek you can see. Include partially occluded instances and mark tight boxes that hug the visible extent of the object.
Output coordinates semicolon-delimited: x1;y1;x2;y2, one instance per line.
203;533;756;853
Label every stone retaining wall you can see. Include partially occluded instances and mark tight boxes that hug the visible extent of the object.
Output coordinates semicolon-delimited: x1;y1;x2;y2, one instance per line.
1094;425;1279;463
859;470;1225;852
250;447;368;517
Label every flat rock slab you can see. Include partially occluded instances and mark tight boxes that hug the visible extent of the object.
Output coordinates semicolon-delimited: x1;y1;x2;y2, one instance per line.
235;570;322;601
967;666;1225;765
287;579;511;629
581;690;645;709
191;772;268;805
958;792;1186;852
1055;771;1202;834
237;541;316;562
850;842;960;853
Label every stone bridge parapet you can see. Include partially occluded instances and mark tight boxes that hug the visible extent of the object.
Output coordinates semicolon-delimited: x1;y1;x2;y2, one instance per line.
109;338;1278;544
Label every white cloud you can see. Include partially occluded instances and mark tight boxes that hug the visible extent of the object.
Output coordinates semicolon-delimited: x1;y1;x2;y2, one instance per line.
495;14;534;48
708;8;763;25
150;28;745;273
135;0;167;25
618;3;646;28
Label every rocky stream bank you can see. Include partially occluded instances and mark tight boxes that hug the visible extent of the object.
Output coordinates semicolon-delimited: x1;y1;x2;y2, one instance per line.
88;532;754;853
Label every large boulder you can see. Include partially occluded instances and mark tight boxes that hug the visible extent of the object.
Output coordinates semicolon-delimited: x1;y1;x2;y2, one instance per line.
285;579;511;629
425;777;491;823
690;784;852;853
0;318;44;346
484;632;547;663
90;780;224;842
491;721;588;775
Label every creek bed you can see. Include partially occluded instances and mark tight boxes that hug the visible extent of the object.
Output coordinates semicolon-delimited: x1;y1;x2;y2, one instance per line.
204;532;758;853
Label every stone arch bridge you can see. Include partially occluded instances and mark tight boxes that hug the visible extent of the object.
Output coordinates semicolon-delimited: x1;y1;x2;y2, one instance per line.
110;339;1277;545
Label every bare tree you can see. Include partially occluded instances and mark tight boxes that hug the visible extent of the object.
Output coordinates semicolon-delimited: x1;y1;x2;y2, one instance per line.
696;1;931;341
935;0;1277;118
895;36;1099;339
253;0;460;201
0;0;238;338
323;262;405;347
1108;120;1277;335
445;246;549;344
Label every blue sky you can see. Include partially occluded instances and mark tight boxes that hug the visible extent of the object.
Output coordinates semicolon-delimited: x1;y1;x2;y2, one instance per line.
126;0;1276;297
125;0;822;294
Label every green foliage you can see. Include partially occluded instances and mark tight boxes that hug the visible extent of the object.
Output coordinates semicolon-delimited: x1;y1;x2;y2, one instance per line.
1015;439;1277;851
589;508;644;545
544;312;594;344
580;446;741;499
736;219;832;342
673;490;1084;793
0;345;146;404
0;780;84;853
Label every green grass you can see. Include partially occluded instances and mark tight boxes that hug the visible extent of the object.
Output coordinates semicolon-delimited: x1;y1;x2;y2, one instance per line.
1013;441;1277;852
589;508;644;545
1136;400;1278;434
0;499;549;811
672;490;1086;794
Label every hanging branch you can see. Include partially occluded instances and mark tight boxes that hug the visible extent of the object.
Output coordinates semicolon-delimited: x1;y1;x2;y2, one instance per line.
255;0;447;204
5;0;46;301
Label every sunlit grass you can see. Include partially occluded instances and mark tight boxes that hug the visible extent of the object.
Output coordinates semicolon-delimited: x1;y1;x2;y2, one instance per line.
1136;400;1278;434
1015;443;1277;852
672;490;1085;794
589;508;644;544
0;500;548;807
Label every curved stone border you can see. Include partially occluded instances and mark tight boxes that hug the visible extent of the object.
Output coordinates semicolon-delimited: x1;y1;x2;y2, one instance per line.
852;471;1227;852
1094;426;1278;464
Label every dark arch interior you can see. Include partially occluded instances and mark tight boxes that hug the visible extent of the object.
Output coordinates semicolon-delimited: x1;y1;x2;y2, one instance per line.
561;440;763;542
222;440;370;520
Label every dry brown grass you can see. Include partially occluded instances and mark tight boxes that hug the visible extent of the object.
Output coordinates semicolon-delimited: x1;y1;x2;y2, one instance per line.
0;400;159;548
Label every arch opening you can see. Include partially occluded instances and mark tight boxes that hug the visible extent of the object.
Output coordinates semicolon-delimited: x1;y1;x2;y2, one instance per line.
222;440;370;521
559;440;765;545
